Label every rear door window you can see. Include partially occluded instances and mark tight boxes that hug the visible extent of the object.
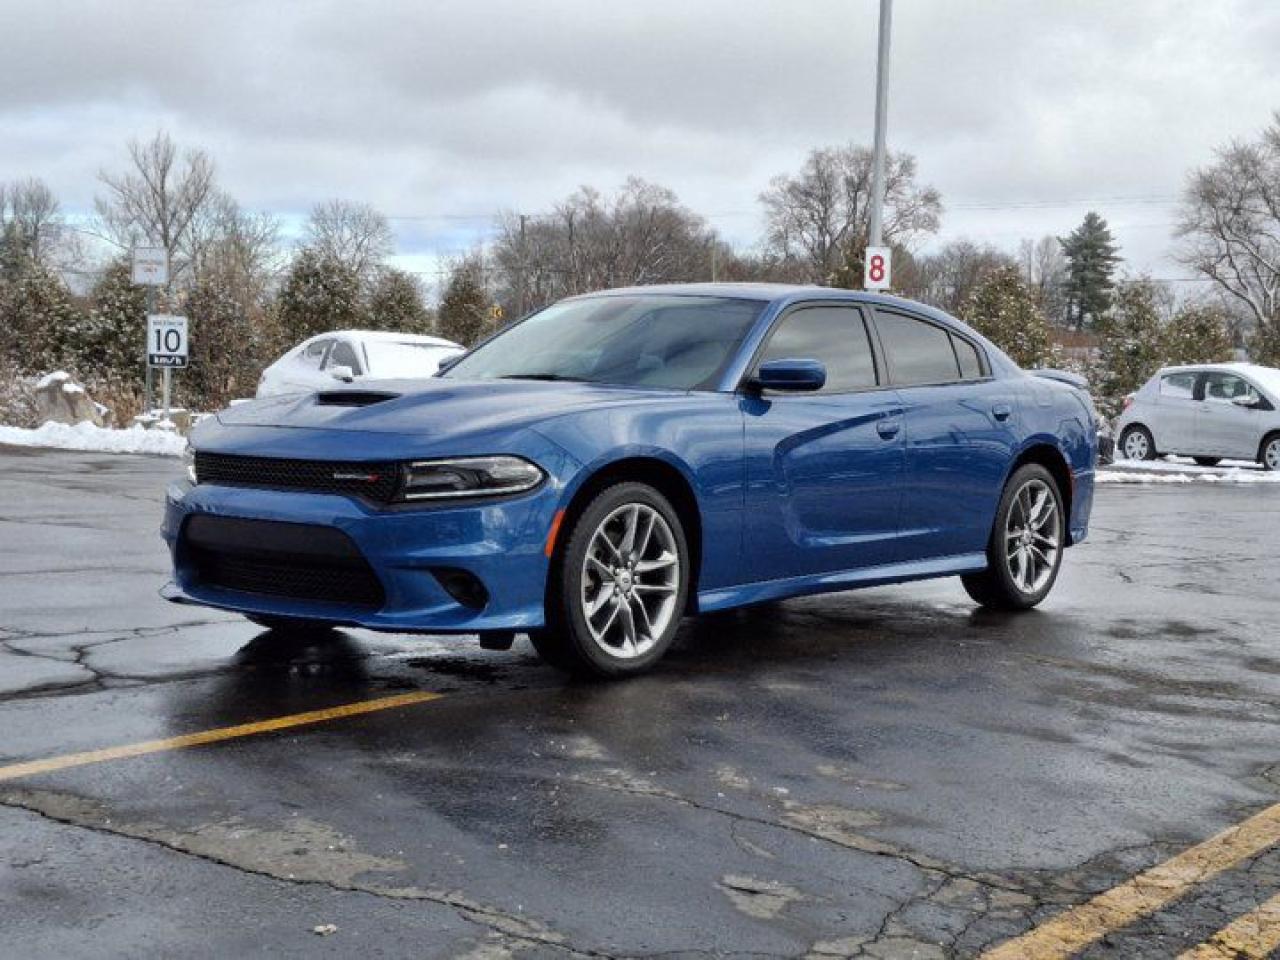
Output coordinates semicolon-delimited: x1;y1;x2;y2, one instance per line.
1159;372;1198;399
757;305;878;392
876;311;962;386
326;340;363;375
952;335;985;380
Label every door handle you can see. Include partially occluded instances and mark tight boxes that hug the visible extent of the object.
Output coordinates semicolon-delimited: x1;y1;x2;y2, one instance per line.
876;418;901;439
992;403;1012;422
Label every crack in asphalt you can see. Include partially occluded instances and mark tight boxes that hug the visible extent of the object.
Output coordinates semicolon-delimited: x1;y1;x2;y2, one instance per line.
0;788;617;960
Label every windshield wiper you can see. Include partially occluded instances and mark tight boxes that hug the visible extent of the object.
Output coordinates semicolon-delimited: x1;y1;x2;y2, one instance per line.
497;373;594;383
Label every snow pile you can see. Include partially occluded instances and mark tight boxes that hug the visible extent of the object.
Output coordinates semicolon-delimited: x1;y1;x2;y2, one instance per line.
0;421;187;456
1100;458;1280;485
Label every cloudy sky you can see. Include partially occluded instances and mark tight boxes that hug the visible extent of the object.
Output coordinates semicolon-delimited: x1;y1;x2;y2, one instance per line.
4;0;1279;287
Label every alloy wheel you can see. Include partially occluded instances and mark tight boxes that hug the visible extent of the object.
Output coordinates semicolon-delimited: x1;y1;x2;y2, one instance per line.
579;503;681;659
1266;438;1280;471
1122;430;1149;460
1004;478;1061;595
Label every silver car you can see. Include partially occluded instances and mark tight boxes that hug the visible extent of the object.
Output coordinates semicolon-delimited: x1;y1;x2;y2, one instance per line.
1115;362;1280;470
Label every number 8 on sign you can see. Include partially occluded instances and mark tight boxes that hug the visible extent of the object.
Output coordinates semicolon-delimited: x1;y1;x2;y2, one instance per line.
864;245;892;290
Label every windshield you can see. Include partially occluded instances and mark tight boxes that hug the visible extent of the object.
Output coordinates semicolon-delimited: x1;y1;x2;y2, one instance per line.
364;342;462;379
441;295;766;390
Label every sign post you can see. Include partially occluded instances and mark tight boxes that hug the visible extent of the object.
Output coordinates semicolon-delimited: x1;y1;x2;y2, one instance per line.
146;314;188;428
131;247;170;416
866;0;894;288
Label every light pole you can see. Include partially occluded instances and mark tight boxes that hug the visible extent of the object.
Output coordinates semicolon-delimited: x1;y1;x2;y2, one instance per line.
866;0;893;250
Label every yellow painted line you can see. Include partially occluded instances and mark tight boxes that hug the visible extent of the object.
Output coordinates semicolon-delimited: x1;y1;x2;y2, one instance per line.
0;691;443;783
981;802;1280;959
1176;893;1280;960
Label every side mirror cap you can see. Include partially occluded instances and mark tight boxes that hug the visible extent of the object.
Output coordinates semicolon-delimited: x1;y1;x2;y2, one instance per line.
751;358;827;393
1231;394;1257;408
329;364;355;383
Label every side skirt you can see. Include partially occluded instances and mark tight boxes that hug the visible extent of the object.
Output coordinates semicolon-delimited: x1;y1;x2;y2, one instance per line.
696;552;989;614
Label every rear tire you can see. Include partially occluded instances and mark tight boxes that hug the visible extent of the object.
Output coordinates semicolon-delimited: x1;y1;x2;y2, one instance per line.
1193;457;1221;467
537;482;690;678
1262;435;1280;472
961;464;1066;611
1119;425;1157;461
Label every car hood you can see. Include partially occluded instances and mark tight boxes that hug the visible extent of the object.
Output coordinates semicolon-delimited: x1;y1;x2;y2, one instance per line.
216;378;687;436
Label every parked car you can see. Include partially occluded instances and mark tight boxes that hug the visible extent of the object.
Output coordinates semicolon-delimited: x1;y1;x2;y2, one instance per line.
1115;363;1280;469
166;285;1097;677
256;331;464;398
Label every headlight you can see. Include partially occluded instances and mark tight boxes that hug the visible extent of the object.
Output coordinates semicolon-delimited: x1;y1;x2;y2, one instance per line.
399;456;544;501
183;442;197;485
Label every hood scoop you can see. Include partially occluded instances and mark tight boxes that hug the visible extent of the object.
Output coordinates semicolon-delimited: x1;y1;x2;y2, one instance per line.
315;389;402;407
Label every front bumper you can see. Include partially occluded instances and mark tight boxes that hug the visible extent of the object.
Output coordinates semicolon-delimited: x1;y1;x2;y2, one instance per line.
162;459;571;634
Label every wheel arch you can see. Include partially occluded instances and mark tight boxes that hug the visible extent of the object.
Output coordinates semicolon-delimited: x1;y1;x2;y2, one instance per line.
1006;441;1076;546
553;454;704;611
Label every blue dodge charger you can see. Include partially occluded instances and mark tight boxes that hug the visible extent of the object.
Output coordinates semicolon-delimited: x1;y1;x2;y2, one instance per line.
164;284;1096;676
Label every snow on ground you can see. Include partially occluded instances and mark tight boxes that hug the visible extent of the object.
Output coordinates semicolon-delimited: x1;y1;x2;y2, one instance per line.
1100;457;1280;485
0;421;186;457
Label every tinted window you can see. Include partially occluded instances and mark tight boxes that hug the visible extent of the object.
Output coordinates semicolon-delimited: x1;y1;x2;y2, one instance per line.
326;340;362;374
952;335;984;379
1159;372;1197;398
757;306;877;392
443;295;765;391
877;312;961;386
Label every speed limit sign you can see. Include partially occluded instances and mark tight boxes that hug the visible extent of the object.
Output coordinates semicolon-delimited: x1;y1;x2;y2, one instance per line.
863;245;892;290
147;315;189;369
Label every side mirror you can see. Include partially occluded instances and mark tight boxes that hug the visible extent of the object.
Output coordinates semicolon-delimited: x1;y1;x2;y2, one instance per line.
751;358;827;393
1232;394;1258;408
329;364;355;383
435;354;463;375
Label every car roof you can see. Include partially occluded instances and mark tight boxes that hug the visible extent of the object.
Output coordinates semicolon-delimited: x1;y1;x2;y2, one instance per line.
564;282;951;315
303;330;463;349
1159;361;1271;376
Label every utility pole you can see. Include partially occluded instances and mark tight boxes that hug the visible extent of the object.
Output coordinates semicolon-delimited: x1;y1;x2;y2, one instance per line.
866;0;893;250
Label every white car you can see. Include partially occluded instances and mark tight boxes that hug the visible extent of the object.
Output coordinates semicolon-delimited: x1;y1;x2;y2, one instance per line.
256;331;464;398
1115;362;1280;470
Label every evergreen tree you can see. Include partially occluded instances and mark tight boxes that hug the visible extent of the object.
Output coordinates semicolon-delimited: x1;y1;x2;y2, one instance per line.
273;248;364;345
366;268;431;334
0;240;83;373
437;255;493;347
1060;212;1121;330
959;266;1052;368
80;260;147;382
183;278;270;410
1097;279;1164;402
1253;320;1280;367
1162;304;1233;366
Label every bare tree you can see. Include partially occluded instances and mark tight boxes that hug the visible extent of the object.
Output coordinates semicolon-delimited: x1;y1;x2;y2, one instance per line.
898;240;1014;314
1178;112;1280;352
95;130;218;280
759;144;942;284
0;178;63;263
303;199;394;279
186;192;282;305
490;178;718;314
1019;235;1069;324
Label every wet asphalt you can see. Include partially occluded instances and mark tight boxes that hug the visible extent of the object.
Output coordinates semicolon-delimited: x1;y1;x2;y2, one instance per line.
1;446;1278;959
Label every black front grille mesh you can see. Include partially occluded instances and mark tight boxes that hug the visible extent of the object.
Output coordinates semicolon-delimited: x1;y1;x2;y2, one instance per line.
182;515;385;610
195;452;401;503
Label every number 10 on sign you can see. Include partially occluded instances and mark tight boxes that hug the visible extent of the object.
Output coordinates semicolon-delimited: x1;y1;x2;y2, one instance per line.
864;245;892;290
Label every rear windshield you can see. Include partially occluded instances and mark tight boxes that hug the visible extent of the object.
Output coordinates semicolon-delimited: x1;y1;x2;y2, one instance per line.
442;295;766;390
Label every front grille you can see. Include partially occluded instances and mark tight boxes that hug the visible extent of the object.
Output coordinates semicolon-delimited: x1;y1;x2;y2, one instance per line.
195;452;401;503
182;515;385;610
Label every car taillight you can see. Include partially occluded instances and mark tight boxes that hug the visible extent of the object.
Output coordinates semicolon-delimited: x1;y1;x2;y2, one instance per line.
1122;395;1134;411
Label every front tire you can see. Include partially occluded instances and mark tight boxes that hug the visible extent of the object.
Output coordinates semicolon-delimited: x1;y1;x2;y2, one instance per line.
1120;425;1157;461
962;464;1065;611
538;482;690;678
